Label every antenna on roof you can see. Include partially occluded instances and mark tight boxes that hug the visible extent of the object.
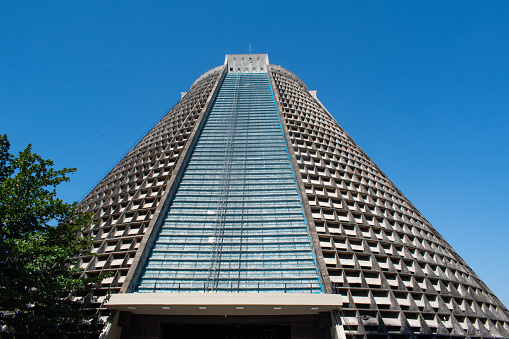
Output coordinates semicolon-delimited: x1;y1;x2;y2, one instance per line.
249;43;251;54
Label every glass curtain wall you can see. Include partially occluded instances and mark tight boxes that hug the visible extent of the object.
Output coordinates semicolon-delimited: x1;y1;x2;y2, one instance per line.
136;73;321;293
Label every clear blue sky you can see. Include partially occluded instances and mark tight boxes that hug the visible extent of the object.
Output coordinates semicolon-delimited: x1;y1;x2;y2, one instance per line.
1;1;508;306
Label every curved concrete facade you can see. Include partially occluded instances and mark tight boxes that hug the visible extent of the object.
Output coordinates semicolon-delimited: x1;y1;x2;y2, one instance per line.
77;55;508;339
268;64;509;338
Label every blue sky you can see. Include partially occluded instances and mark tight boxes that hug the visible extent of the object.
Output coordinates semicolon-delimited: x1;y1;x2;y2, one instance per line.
1;1;508;306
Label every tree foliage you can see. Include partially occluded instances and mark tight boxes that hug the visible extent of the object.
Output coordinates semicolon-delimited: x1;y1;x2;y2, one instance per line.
0;134;99;334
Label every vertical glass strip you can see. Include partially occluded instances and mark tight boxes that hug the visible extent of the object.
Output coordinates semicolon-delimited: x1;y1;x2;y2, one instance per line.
136;73;321;293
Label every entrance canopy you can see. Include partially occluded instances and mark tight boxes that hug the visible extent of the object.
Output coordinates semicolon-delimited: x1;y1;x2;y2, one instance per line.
105;292;343;316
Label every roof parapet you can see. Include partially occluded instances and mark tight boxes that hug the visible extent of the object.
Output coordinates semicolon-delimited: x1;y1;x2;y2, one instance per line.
225;54;269;73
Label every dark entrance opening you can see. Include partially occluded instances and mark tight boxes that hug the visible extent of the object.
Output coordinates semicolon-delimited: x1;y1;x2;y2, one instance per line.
162;323;291;339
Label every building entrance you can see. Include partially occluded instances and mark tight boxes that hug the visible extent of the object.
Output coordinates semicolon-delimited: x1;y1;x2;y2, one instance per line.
115;312;333;339
161;323;291;339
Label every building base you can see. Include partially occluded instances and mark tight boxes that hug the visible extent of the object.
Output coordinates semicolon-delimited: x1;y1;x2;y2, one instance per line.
104;293;343;339
114;313;334;339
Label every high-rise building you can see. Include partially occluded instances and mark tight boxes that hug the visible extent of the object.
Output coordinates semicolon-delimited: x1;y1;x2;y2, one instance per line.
77;54;509;339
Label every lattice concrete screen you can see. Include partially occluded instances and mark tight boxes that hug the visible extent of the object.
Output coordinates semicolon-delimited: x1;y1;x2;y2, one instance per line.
76;66;223;323
269;65;509;338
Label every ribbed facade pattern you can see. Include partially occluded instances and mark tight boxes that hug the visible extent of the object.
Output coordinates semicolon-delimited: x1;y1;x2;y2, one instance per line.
76;66;223;321
269;65;509;338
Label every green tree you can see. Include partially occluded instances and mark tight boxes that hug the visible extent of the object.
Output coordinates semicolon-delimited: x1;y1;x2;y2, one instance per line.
0;134;99;335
